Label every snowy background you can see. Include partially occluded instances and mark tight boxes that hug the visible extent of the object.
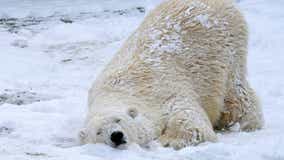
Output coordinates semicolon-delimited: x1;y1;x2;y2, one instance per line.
0;0;283;159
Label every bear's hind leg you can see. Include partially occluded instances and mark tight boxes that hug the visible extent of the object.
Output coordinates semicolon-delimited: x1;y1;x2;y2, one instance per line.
222;80;264;131
237;81;264;131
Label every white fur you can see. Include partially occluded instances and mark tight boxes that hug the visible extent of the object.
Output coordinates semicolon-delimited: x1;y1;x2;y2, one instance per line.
80;0;264;150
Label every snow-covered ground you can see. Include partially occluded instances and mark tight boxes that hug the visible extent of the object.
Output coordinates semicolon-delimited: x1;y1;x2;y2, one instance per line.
0;0;283;159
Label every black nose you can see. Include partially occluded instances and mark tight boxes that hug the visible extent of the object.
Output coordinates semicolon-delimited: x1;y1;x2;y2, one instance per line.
110;131;126;146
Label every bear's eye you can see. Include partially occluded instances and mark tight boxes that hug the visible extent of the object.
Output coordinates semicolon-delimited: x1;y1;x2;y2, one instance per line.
127;108;138;119
96;129;102;135
114;118;121;123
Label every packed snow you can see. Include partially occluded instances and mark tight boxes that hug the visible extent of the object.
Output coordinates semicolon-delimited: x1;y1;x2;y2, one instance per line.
0;0;283;159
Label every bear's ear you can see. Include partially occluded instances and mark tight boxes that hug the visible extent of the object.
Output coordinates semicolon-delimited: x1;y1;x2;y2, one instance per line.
79;128;87;140
127;107;138;119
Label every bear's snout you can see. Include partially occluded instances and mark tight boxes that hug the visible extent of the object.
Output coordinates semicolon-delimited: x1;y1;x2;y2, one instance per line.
110;131;126;147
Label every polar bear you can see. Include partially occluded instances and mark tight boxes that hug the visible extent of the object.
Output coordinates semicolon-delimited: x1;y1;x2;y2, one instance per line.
79;0;264;150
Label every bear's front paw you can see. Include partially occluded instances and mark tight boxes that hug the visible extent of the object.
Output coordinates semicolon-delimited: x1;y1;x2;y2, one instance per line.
159;128;203;150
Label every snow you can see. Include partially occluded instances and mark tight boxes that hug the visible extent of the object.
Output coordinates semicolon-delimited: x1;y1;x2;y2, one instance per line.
194;14;211;28
0;0;284;159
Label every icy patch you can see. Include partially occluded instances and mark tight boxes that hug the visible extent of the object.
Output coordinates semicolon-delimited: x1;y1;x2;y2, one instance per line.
0;7;145;34
0;126;13;136
11;39;28;48
0;89;57;106
44;41;112;64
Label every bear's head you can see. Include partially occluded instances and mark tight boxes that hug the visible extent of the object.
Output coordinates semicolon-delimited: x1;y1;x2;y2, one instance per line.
79;107;155;149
